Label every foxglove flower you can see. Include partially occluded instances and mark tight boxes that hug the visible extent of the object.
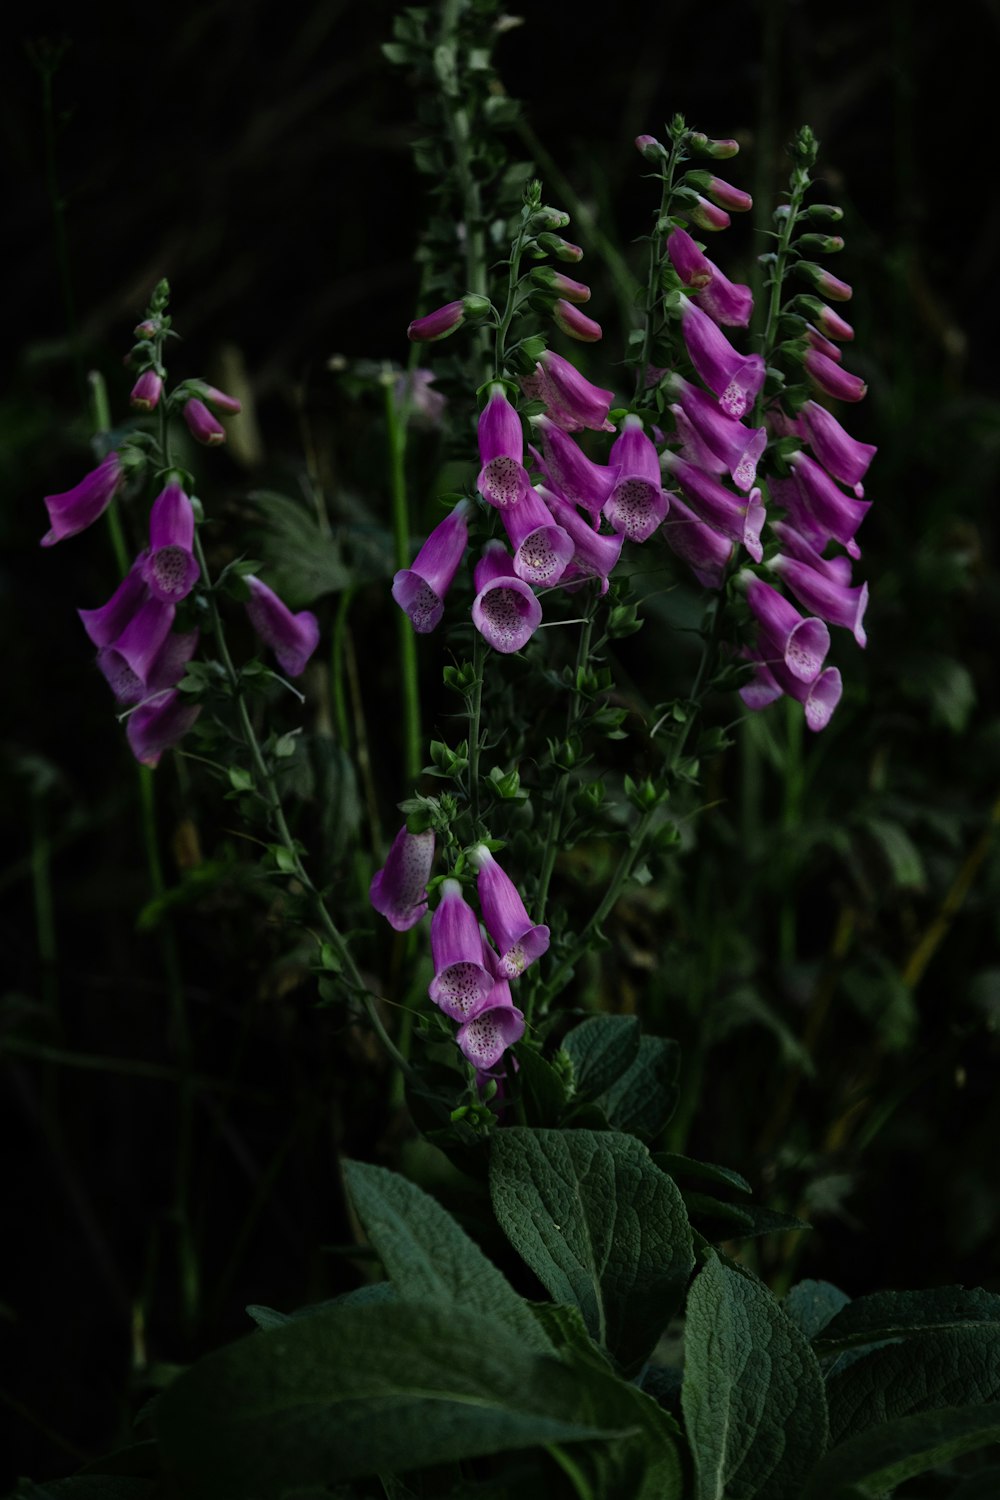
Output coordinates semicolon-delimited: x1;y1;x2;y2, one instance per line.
129;371;163;411
245;576;320;675
788;452;871;557
537;485;624;593
667;228;713;289
394;369;447;429
141;482;200;602
740;652;842;733
182;398;226;446
471;845;549;979
693;259;753;328
197;384;242;415
671;407;728;477
428;880;495;1021
370;825;435;932
800;401;876;492
530;268;591;303
111;596;177;684
552;300;602;342
477;386;532;509
41;453;123;547
530;414;619;528
686;196;731;232
661;451;766;562
679;299;765;419
471;542;543;654
498;486;573;586
795;261;853;302
745;578;830;682
604;416;669;542
685;171;753;213
520;349;615;433
407;299;465;343
806;326;845;364
661;493;734;589
667;377;766;490
771;553;869;648
126;689;202;767
456;973;525;1070
78;554;149;647
392;499;471;633
98;629;199;704
804;349;867;403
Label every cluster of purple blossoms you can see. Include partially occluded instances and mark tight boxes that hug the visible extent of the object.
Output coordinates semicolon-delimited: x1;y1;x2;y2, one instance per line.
370;829;547;1086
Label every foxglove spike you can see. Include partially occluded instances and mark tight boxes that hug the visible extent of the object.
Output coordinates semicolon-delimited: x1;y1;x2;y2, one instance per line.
746;578;830;682
126;690;202;767
245;576;320;675
392;500;471;634
471;846;549;979
42;453;123;547
141;482;200;602
680;299;765;418
370;825;435;932
471;542;543;654
428;880;495;1021
604;416;670;542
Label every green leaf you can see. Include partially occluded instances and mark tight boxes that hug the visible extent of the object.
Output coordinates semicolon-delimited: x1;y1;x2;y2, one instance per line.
860;816;926;890
489;1129;694;1375
827;1325;1000;1443
343;1160;551;1355
246;1284;393;1330
156;1300;625;1496
801;1403;1000;1498
654;1153;752;1197
560;1016;640;1100
783;1280;851;1341
8;1483;158;1498
681;1251;829;1500
247;490;351;602
815;1286;1000;1354
515;1045;569;1128
597;1035;680;1139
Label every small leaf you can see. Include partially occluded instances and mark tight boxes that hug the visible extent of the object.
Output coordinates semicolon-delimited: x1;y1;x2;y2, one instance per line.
783;1280;851;1341
560;1015;640;1100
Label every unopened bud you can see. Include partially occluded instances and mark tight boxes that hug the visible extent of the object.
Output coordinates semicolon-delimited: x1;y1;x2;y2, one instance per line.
806;203;844;224
133;319;158;340
183;397;226;446
684;170;752;212
551;300;602;342
794;261;852;302
129;371;163;412
194;382;242;414
536;232;584;263
530;267;590;304
790;295;855;340
530;205;571;231
635;133;668;161
688;132;740;159
797;233;845;255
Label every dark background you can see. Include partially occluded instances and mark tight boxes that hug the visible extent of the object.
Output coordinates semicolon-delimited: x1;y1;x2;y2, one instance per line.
3;0;999;1484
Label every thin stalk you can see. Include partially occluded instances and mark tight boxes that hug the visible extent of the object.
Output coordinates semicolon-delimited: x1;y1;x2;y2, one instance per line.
535;607;594;923
330;588;354;751
634;155;679;403
467;631;486;831
778;697;803;965
384;378;422;785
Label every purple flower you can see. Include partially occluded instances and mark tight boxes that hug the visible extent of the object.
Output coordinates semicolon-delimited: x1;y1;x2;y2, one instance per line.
661;493;734;589
693;259;753;328
661;451;766;563
667;228;713;290
111;596;177;684
679;299;765;419
245;576;320;676
394;369;447;429
407;300;466;343
788;452;871;557
456;975;525;1070
803;350;867;403
78;554;149;647
198;384;242;415
667;377;766;491
771;553;869;648
477;386;533;510
141;482;200;603
498;486;573;586
392;499;471;633
129;371;163;412
126;689;202;767
471;542;543;654
41;453;123;547
686;171;753;213
370;825;435;932
604;417;669;542
520;349;615;433
471;845;549;979
530;268;591;303
183;398;226;446
800;401;876;493
98;629;199;704
537;485;624;593
745;577;830;683
686;196;731;232
530;414;619;528
740;652;843;733
795;261;853;302
552;300;603;342
428;880;495;1021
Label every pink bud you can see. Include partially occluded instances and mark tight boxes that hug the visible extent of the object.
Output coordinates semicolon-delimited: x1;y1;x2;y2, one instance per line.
686;171;752;213
407;299;466;343
552;300;602;342
129;371;163;412
183;397;226;446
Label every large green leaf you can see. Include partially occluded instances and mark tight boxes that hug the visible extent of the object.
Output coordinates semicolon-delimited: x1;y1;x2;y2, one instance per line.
343;1160;550;1354
489;1129;693;1375
598;1034;680;1138
815;1286;1000;1354
681;1251;829;1500
156;1300;624;1496
827;1325;1000;1442
559;1016;640;1100
783;1279;851;1341
802;1403;1000;1498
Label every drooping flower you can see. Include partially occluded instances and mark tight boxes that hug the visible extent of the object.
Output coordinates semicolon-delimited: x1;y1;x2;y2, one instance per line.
477;386;533;509
110;596;177;684
604;416;670;542
97;629;200;704
551;300;602;342
407;299;466;343
471;542;543;654
471;845;549;979
369;825;436;932
456;973;525;1070
679;299;765;419
141;482;200;603
667;376;766;491
788;451;871;557
498;486;573;586
740;651;843;732
770;553;869;648
693;259;754;328
182;397;226;446
661;451;766;563
520;349;615;433
530;414;619;528
667;228;713;290
800;401;876;492
660;492;734;589
428;879;495;1022
41;453;123;547
803;349;867;403
745;577;830;682
78;554;149;647
536;485;624;593
126;689;202;767
245;576;320;676
392;499;471;633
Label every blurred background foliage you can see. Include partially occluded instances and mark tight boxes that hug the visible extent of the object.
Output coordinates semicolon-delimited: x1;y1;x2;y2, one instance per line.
2;0;1000;1483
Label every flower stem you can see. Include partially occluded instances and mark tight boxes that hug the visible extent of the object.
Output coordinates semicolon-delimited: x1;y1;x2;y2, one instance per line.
384;377;423;786
468;631;486;832
535;605;595;924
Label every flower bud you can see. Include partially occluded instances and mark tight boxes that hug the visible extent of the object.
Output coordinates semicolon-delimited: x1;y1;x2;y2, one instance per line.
794;261;852;302
687;132;740;159
407;299;466;343
674;187;731;232
182;397;226;446
551;300;602;342
129;371;163;412
530;267;590;303
198;383;242;414
133;318;159;339
791;295;855;341
635;133;668;161
806;203;844;223
530;206;571;231
684;170;752;212
797;233;845;255
536;232;584;262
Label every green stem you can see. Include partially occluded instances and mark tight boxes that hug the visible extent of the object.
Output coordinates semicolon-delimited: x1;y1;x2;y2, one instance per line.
384;379;422;786
778;697;803;965
535;608;594;923
634;155;678;404
468;631;486;831
330;588;354;751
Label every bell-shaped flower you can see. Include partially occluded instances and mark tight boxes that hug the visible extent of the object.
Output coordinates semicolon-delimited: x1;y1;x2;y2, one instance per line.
800;401;876;493
392;499;470;634
245;576;320;676
530;414;619;528
370;824;435;932
498;487;573;586
141;482;200;602
604;416;669;542
769;518;854;586
803;349;867;403
771;553;869;648
126;689;202;767
78;554;149;647
110;595;177;684
745;577;830;682
98;629;199;704
667;377;766;491
520;349;615;433
788;452;871;557
679;299;765;419
129;372;163;412
42;453;123;547
456;972;525;1071
182;397;226;446
477;386;533;509
471;845;549;979
740;651;842;733
537;485;624;593
428;879;495;1021
661;451;766;562
661;493;734;589
671;407;728;477
693;259;753;328
667;228;713;289
394;369;447;429
471;542;543;654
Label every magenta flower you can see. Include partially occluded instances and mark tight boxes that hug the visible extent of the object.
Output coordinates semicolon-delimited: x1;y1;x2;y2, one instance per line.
477;387;533;510
796;261;853;302
679;300;765;419
530;268;591;303
41;453;123;547
456;976;525;1070
183;398;226;446
111;596;177;684
800;401;876;492
811;305;855;342
604;417;669;542
198;384;242;415
407;300;465;343
537;485;624;593
530;414;619;528
78;555;149;647
788;452;871;557
129;371;163;412
745;578;830;683
520;349;615;433
471;845;549;979
394;369;447;429
661;451;766;562
497;487;573;587
98;629;199;705
668;377;766;491
804;349;867;403
392;499;471;633
370;825;435;932
806;327;845;364
740;652;843;732
667;228;713;290
471;542;543;654
428;880;495;1021
771;553;869;648
141;482;200;603
245;576;320;676
126;689;202;767
686;171;753;213
661;493;734;589
693;259;753;328
671;407;728;477
552;300;602;342
687;196;731;232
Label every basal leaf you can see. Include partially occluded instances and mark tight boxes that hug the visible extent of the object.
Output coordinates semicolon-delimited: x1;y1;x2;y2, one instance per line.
827;1325;1000;1442
802;1403;1000;1498
815;1286;1000;1354
597;1034;680;1139
783;1280;851;1342
559;1016;640;1100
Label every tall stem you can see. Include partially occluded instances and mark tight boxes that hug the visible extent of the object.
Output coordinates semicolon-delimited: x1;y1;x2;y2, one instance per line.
384;378;422;786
